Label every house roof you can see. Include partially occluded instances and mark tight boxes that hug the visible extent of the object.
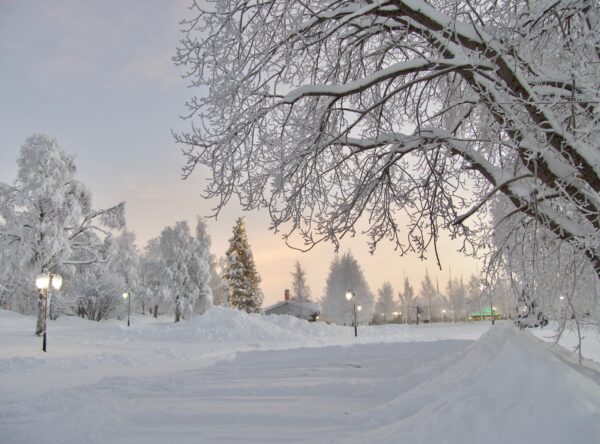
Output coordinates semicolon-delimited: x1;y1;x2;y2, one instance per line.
264;299;319;314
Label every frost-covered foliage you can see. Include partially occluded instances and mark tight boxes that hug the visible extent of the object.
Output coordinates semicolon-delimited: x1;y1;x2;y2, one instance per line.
321;252;373;324
0;135;124;331
194;218;214;314
399;277;416;324
109;230;140;300
210;256;229;307
70;265;123;321
224;218;263;313
488;196;599;358
291;261;312;317
445;277;467;322
175;0;600;282
150;221;213;322
464;274;482;314
374;281;397;323
139;238;166;317
417;271;441;323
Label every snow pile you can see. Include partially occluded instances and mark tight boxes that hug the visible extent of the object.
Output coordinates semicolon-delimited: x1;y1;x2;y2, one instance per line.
0;307;489;377
359;324;600;443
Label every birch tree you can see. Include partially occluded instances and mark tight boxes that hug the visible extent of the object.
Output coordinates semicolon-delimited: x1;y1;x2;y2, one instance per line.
158;221;212;322
109;230;140;312
175;0;600;281
0;135;125;332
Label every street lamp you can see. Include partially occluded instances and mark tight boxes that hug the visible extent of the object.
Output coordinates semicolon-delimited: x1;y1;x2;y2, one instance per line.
35;272;63;352
123;291;131;327
345;290;359;337
442;309;446;323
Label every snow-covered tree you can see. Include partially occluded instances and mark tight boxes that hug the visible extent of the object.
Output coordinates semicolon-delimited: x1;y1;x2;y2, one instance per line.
374;281;396;322
464;274;484;317
158;221;212;322
224;217;263;313
139;238;165;318
399;277;416;324
210;256;229;307
194;218;214;314
321;252;374;324
291;261;312;318
0;135;124;333
446;277;467;322
418;271;437;323
70;265;123;321
488;195;599;357
175;0;600;286
108;230;140;312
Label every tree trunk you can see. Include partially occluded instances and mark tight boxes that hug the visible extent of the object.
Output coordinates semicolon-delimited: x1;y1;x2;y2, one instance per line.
175;297;181;323
35;292;45;336
154;304;158;318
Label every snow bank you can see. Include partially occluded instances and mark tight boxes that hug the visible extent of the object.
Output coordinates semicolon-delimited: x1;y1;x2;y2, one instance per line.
358;323;600;444
0;307;489;377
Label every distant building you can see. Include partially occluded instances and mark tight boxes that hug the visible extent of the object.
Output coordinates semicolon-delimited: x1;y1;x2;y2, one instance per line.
264;289;320;321
468;307;502;321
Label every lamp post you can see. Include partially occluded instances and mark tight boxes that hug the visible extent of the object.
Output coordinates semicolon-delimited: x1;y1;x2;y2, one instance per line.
35;272;63;352
123;291;131;327
345;290;358;337
442;309;446;323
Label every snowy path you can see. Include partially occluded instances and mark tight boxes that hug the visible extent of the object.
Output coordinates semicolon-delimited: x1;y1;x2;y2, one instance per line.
2;309;600;443
1;340;470;443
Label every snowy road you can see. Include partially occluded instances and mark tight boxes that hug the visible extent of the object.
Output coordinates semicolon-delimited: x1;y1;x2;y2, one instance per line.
2;309;600;443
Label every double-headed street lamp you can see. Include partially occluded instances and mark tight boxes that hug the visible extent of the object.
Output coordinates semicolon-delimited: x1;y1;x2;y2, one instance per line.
123;291;131;327
345;291;362;337
35;272;63;352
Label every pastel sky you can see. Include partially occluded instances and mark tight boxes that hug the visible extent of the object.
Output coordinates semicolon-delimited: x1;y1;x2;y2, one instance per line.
0;1;480;306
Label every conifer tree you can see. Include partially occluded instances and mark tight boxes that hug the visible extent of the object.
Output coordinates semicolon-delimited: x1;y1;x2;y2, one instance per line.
321;252;374;324
399;277;415;324
374;282;396;322
291;261;311;317
418;271;437;323
224;217;263;313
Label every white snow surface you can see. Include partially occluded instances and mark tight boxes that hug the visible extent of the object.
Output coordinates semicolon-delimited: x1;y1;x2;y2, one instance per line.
1;307;600;443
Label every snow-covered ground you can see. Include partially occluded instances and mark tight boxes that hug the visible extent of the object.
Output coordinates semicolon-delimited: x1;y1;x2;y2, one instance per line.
1;308;600;443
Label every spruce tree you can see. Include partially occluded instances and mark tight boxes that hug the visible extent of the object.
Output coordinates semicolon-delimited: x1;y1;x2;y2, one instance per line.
321;252;374;324
419;271;437;323
399;277;415;324
291;261;311;318
224;217;263;313
374;282;396;322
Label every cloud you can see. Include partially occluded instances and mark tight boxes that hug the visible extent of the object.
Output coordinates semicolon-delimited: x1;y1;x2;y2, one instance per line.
4;0;188;93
